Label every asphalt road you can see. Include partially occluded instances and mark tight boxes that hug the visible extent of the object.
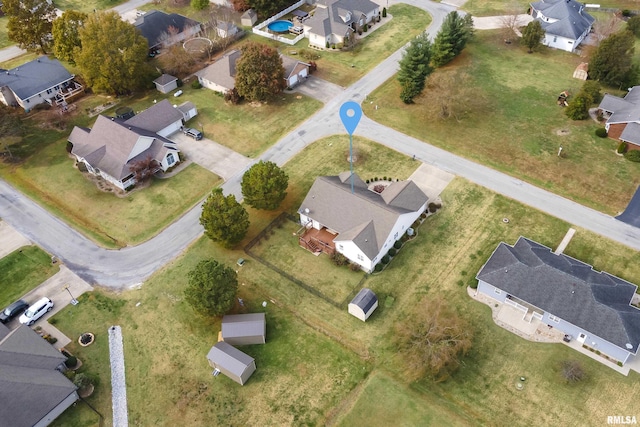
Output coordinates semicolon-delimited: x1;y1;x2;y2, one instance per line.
2;0;640;289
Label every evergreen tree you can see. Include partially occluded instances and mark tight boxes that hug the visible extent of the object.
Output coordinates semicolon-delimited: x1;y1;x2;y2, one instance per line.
75;12;152;95
565;92;592;120
397;33;433;104
589;30;637;88
200;188;250;248
521;20;545;53
241;161;289;210
52;10;88;64
431;11;474;67
184;259;238;317
235;42;286;102
3;0;57;53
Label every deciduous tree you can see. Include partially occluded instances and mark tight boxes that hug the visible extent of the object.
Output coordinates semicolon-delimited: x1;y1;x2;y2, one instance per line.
235;42;286;102
3;0;57;53
129;156;160;184
241;161;289;210
521;20;545;53
75;11;152;95
421;69;488;120
247;0;292;18
395;297;473;382
397;33;433;104
628;15;640;37
0;104;23;161
52;10;88;64
589;30;637;88
431;11;474;67
184;259;238;317
191;0;210;10
565;92;592;120
159;43;200;77
561;360;586;383
200;188;250;248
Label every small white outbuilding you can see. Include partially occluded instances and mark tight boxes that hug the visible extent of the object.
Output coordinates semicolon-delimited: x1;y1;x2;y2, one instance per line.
348;288;378;322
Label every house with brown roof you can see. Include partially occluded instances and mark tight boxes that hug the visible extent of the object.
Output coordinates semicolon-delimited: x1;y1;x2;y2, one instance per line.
0;323;78;427
298;172;428;272
476;237;640;367
195;50;241;94
303;0;380;49
281;55;310;88
598;86;640;150
68;100;183;190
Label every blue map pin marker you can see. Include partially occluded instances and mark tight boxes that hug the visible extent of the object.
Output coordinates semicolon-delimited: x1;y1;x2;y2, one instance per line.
340;101;362;136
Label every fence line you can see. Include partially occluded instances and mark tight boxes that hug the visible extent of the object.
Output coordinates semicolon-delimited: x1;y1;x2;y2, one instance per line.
252;0;307;45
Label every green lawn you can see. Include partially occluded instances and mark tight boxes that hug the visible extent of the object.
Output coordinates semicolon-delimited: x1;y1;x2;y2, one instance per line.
463;0;640;15
0;16;10;50
0;246;58;307
363;30;640;215
249;217;366;306
52;0;127;14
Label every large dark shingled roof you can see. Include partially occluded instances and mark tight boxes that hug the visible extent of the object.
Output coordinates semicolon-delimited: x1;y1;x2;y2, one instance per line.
477;237;640;354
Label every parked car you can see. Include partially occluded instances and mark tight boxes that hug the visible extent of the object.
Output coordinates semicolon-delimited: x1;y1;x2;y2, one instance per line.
174;90;183;97
0;299;29;323
183;128;203;140
18;297;54;326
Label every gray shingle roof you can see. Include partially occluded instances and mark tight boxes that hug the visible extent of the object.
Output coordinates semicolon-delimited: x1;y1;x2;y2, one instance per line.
619;122;640;145
134;10;201;49
124;99;183;133
195;49;241;91
221;313;266;342
306;0;379;38
69;114;178;181
0;56;73;101
207;341;254;377
0;325;77;427
153;73;177;86
477;237;640;354
531;0;594;40
599;87;640;125
350;288;378;312
299;173;428;259
281;55;310;80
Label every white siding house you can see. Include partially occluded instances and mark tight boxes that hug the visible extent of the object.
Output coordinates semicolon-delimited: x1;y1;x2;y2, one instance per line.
530;0;594;52
476;237;640;366
298;172;428;272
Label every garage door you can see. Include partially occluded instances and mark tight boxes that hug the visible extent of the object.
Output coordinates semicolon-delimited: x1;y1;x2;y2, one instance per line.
299;68;308;78
289;75;298;87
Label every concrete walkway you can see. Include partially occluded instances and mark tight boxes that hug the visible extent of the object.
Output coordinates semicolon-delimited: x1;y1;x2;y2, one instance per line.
554;228;576;254
0;220;31;258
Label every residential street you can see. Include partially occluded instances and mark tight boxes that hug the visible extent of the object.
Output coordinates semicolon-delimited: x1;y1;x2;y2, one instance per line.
1;0;640;289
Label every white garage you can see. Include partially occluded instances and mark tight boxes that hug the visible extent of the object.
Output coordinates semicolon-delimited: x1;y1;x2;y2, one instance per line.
281;55;310;88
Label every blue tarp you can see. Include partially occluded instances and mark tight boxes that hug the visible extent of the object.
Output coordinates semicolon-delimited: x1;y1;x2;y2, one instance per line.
616;185;640;227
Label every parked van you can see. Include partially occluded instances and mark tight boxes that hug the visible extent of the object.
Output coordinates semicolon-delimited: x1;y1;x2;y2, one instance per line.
19;297;54;326
183;128;203;140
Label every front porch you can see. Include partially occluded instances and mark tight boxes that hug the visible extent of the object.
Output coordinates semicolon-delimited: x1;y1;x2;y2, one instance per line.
298;226;336;255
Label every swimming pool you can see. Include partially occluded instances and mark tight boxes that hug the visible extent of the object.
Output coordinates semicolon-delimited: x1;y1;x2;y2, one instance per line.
268;20;293;33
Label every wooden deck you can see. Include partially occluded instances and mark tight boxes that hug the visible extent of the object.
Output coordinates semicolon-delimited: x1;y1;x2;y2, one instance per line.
299;227;336;255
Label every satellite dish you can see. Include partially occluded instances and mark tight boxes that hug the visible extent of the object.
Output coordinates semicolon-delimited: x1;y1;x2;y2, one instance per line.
304;208;309;214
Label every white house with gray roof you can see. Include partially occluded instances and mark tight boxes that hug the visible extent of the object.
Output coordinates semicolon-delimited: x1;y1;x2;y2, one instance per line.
207;341;256;385
298;172;428;273
0;57;78;112
68;100;183;190
0;324;78;427
303;0;380;49
530;0;594;52
598;86;640;150
476;237;640;366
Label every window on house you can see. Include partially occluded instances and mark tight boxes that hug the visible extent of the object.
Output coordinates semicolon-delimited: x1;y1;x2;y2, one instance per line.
549;314;560;323
46;89;52;94
167;153;175;165
494;288;501;295
357;254;364;261
338;244;343;251
394;232;399;239
553;36;557;42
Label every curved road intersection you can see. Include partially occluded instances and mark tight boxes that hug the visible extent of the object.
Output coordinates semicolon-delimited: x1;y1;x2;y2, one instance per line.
1;0;639;289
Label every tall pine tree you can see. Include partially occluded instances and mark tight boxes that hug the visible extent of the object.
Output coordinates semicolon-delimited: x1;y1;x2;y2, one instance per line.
432;12;474;67
397;33;433;104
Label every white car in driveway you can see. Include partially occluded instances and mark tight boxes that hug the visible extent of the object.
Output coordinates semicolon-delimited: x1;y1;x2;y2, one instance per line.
19;297;54;326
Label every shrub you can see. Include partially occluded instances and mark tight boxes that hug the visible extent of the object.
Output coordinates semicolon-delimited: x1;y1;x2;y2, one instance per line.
388;248;397;257
628;15;640;37
595;127;607;138
394;240;402;249
381;255;390;264
350;263;361;272
363;25;368;32
469;281;478;289
326;41;330;48
622;9;632;17
581;81;602;104
337;43;343;49
411;220;420;229
374;177;378;181
65;356;78;369
331;252;349;266
374;263;383;272
618;142;628;154
373;184;385;193
63;370;76;380
428;202;442;213
382;7;387;18
176;78;184;87
73;373;94;389
331;44;336;49
420;212;427;219
309;61;317;72
366;179;370;183
33;103;52;111
618;361;623;367
224;88;241;104
625;150;640;162
358;30;362;35
562;360;586;382
191;80;202;89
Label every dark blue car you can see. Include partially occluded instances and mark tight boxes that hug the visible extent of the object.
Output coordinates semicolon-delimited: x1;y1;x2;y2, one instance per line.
0;299;29;324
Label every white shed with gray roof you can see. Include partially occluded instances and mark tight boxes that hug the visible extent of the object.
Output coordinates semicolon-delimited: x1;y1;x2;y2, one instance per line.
207;341;256;385
349;288;378;321
221;313;266;345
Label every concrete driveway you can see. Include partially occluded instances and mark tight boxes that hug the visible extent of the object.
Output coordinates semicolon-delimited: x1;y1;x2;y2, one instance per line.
0;220;31;258
290;76;345;103
408;163;455;201
169;132;253;180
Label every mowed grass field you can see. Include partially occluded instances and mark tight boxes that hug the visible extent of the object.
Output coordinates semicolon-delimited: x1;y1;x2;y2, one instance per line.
51;138;640;426
363;30;640;214
0;246;57;307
